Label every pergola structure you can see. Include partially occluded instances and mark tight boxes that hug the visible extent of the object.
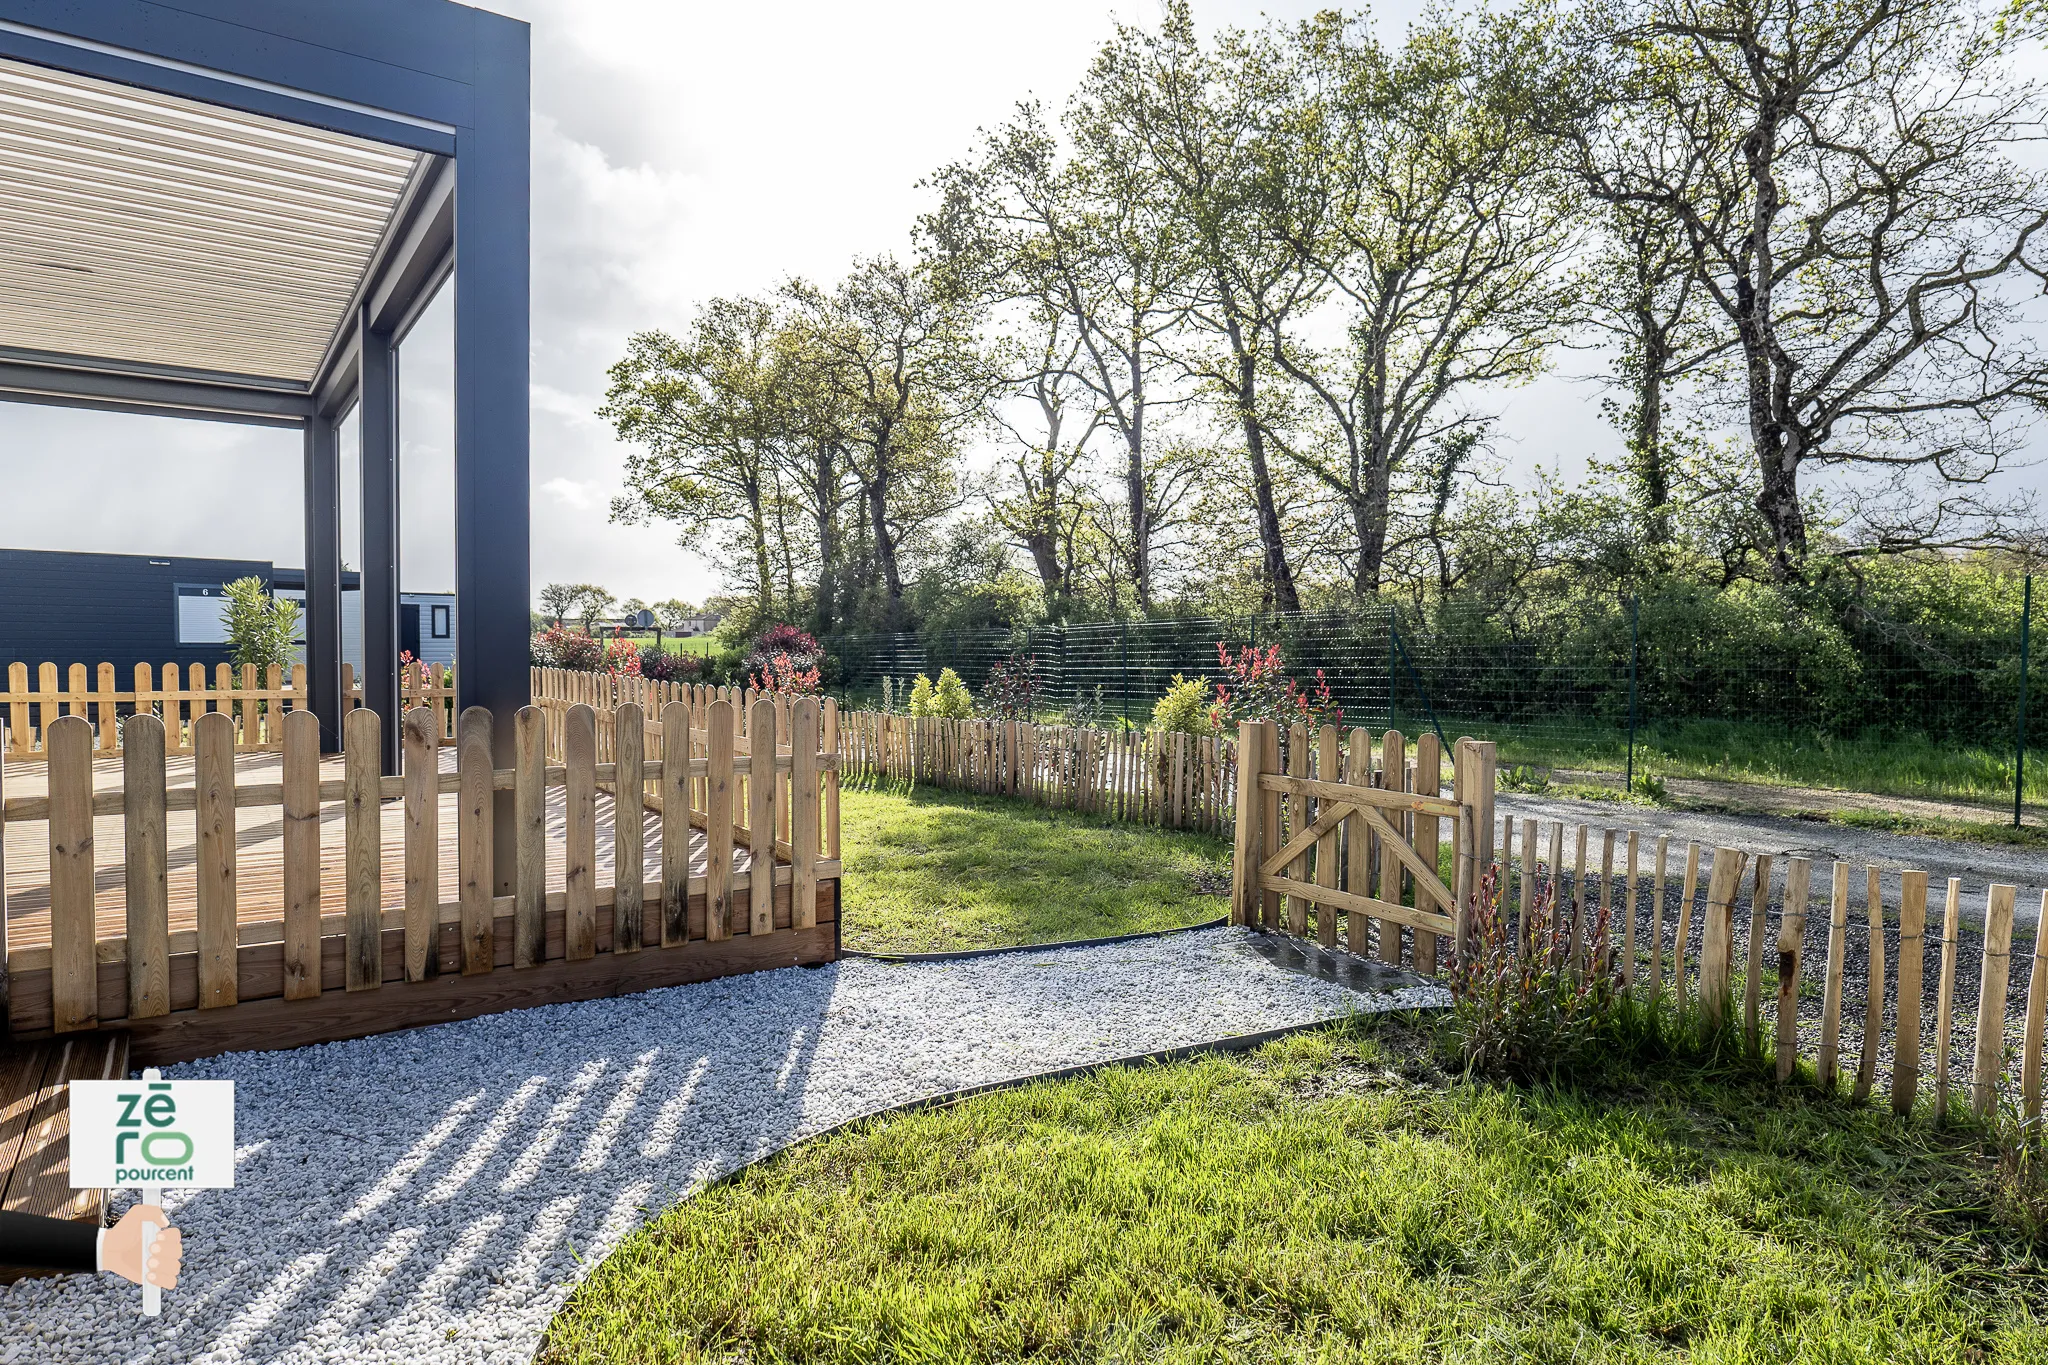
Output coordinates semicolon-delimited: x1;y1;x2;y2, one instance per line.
0;0;530;785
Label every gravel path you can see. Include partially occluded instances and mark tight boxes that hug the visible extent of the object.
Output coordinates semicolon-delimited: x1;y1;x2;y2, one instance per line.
0;929;1443;1365
1518;857;2046;1109
1498;792;2048;913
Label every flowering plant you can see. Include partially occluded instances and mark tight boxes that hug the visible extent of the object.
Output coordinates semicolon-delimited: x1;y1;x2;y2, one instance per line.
754;623;821;658
743;624;822;680
1207;642;1342;731
599;633;642;679
531;625;604;671
750;651;821;695
638;646;703;683
1442;866;1618;1081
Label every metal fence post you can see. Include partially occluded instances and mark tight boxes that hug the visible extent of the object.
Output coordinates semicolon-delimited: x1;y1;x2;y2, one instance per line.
1386;605;1397;731
1120;621;1130;730
1626;594;1641;793
2019;573;2033;829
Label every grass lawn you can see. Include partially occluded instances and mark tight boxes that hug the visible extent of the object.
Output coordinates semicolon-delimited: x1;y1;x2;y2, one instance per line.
624;634;718;655
1812;806;2048;847
837;781;1232;953
1481;716;2039;809
541;1017;2048;1364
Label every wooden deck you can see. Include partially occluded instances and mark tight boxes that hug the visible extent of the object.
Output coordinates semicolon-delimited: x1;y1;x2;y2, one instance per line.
0;1032;128;1283
3;748;737;956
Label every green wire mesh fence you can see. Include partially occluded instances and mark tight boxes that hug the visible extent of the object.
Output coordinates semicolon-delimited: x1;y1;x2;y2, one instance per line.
826;575;2040;822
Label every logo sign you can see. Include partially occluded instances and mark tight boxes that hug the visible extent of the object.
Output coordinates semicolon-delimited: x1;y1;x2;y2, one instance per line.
69;1079;235;1190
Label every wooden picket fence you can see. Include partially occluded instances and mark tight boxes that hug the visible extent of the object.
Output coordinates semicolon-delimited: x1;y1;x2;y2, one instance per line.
834;711;1236;833
529;667;843;868
1;689;840;1065
1227;719;2048;1123
1;659;454;758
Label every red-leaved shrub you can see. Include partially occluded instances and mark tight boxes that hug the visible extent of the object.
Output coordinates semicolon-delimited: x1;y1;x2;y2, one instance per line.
1208;642;1342;732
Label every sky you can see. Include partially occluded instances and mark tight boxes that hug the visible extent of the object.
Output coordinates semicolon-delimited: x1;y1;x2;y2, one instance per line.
0;0;1917;608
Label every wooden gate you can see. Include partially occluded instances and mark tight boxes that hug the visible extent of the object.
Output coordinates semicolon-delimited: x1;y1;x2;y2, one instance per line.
1228;721;1494;972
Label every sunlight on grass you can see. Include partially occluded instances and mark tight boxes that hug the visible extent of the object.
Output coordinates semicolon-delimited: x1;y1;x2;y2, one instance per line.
837;782;1231;953
621;634;717;655
542;1019;2048;1363
1483;716;2039;807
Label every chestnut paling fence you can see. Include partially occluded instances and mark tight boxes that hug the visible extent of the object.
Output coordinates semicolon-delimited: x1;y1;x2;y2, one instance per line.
0;659;451;759
1230;719;2048;1124
2;685;841;1063
836;711;1238;834
538;670;1237;840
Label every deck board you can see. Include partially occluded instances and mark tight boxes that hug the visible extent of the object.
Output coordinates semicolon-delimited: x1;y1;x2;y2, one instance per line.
0;1032;128;1283
4;750;739;954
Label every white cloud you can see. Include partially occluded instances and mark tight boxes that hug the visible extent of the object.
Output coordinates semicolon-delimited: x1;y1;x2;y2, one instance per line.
540;477;600;511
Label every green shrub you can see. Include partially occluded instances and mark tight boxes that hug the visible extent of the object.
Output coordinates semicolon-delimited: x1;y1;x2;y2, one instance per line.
1150;674;1216;735
979;651;1042;720
908;668;974;719
1497;763;1552;794
221;576;301;677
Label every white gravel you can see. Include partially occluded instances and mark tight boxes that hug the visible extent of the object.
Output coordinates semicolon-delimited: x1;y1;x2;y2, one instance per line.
0;927;1444;1365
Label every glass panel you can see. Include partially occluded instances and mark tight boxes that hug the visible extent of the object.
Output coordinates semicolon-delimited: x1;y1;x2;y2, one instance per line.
399;282;455;666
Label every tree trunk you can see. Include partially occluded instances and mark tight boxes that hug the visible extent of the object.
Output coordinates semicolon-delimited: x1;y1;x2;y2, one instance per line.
1754;428;1808;579
1353;445;1392;596
812;442;839;636
1126;326;1153;614
1633;303;1672;545
1735;284;1809;580
867;462;905;626
1736;101;1806;580
1226;319;1298;614
1024;529;1066;600
746;485;774;609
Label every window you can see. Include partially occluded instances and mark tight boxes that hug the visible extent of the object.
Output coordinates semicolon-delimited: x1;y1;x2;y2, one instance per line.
431;603;451;638
174;584;228;645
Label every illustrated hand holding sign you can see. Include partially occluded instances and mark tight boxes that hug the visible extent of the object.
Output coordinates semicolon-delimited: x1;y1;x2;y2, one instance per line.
71;1068;233;1316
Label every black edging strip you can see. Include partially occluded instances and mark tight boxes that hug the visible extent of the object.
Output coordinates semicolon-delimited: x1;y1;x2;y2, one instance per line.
841;917;1232;963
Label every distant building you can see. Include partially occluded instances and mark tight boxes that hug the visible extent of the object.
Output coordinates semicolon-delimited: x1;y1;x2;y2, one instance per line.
0;547;456;676
680;610;722;636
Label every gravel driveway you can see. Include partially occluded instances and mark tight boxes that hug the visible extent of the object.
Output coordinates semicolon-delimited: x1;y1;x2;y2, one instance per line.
0;929;1442;1365
1498;792;2048;915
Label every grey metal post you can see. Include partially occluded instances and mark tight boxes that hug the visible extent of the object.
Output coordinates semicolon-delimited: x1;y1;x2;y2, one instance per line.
359;309;401;774
1387;607;1397;731
301;412;343;752
2019;573;2033;830
456;16;534;895
1120;622;1130;729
